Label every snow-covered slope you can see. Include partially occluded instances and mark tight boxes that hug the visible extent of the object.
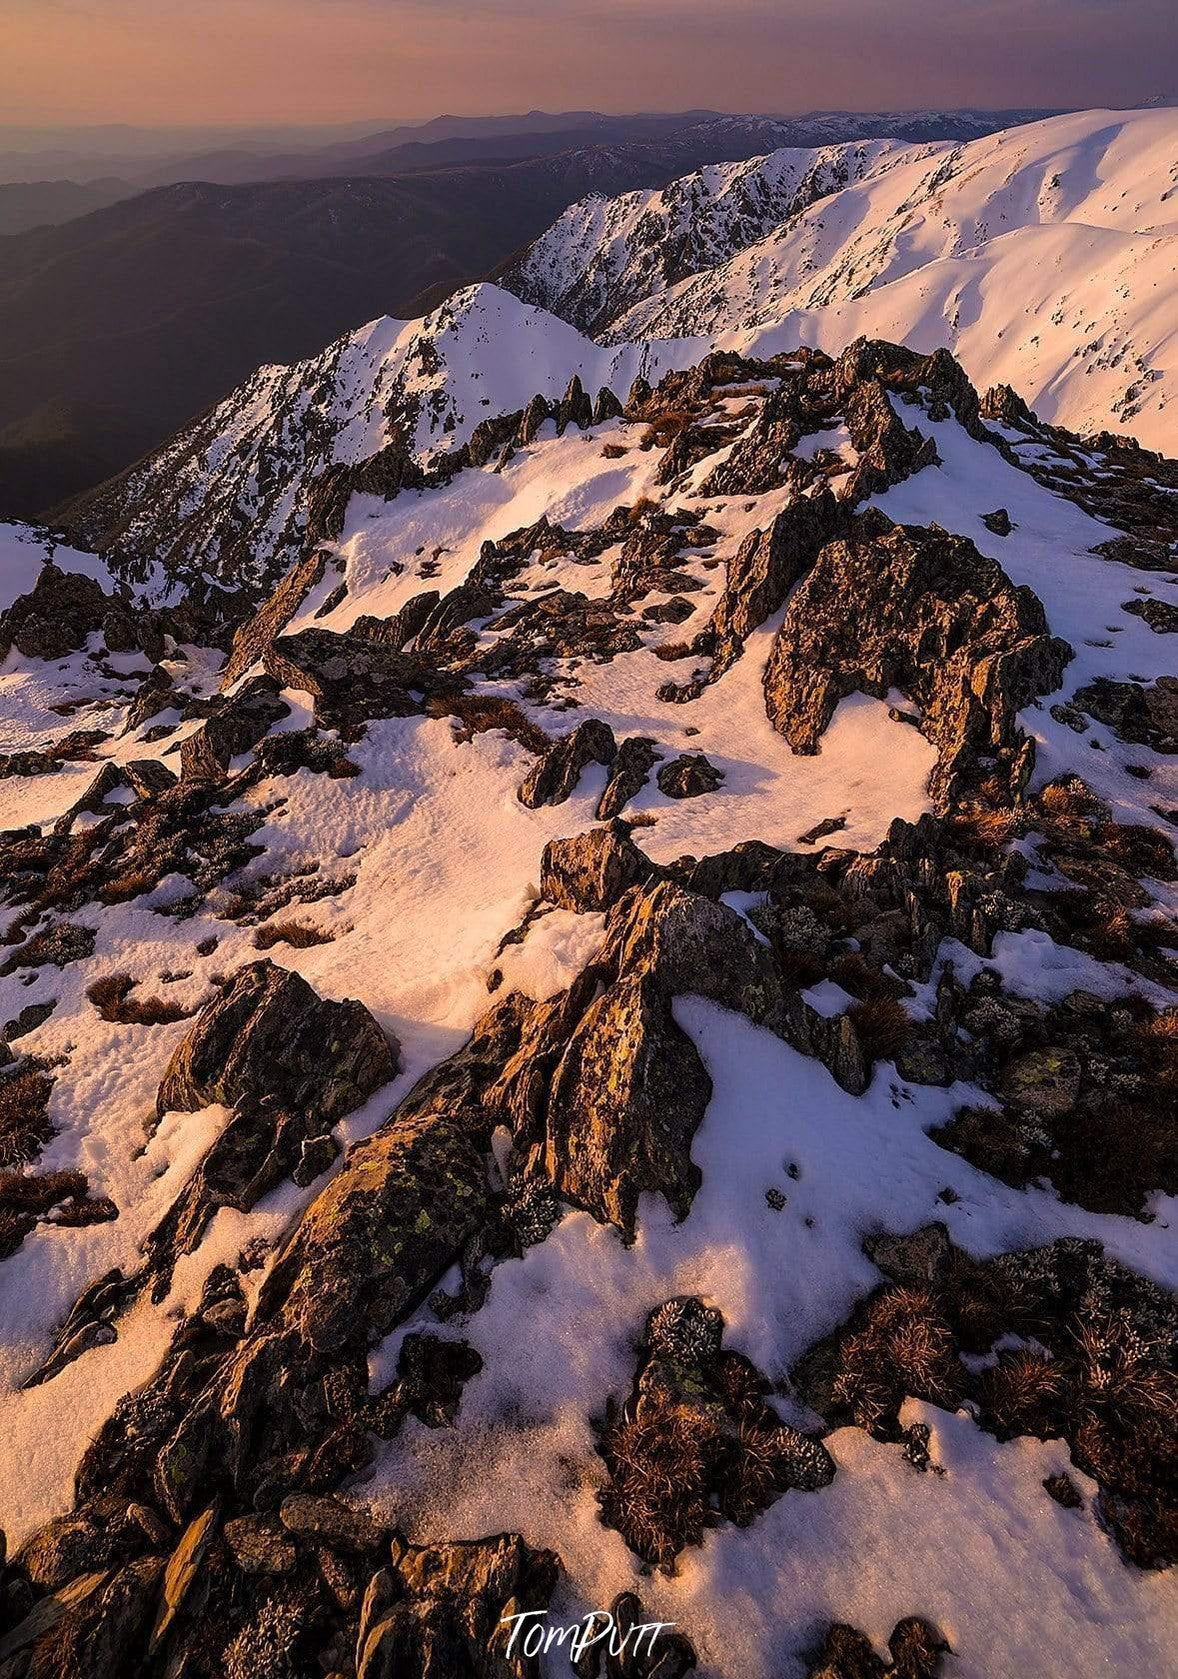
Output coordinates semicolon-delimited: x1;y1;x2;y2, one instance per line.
502;140;915;336
511;108;1178;451
58;285;692;592
56;108;1178;603
3;328;1178;1678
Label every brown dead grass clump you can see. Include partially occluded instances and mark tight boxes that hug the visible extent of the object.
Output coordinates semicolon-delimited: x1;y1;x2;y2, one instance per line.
847;996;912;1064
830;1287;961;1432
254;921;335;951
426;691;550;756
1050;1102;1178;1218
945;804;1023;854
86;972;193;1026
598;1410;720;1565
640;409;695;449
980;1349;1069;1439
1068;1314;1178;1568
99;868;157;906
0;1059;56;1169
626;495;662;521
0;1166;111;1261
651;639;695;662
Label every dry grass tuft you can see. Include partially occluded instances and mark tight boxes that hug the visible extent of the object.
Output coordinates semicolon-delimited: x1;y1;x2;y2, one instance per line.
831;1287;961;1432
640;410;695;450
254;920;335;951
980;1349;1068;1438
99;868;157;906
86;972;193;1026
0;1060;56;1169
425;691;550;756
847;996;912;1063
598;1409;721;1564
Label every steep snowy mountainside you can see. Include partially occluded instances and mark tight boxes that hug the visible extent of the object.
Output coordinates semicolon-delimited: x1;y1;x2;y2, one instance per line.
55;107;1178;607
607;108;1178;449
55;285;692;595
501;139;918;336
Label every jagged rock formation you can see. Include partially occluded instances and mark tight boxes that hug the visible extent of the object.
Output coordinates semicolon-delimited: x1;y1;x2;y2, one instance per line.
539;823;652;912
763;522;1072;811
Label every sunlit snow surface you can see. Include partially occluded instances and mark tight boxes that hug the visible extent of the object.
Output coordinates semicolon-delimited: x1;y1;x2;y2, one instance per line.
609;107;1178;454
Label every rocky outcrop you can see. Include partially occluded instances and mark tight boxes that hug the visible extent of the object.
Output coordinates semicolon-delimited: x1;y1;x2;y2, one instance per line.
832;339;989;441
656;752;724;798
839;375;939;500
539;823;652;912
702;490;849;680
356;1532;560;1678
0;563;113;661
764;523;1072;809
179;677;290;781
157;960;396;1125
261;628;439;728
596;735;658;819
221;549;331;687
516;718;616;808
303;440;426;550
524;882;835;1232
1072;675;1178;753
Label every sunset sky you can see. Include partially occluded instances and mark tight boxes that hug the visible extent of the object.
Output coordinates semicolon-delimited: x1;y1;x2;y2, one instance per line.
2;0;1176;128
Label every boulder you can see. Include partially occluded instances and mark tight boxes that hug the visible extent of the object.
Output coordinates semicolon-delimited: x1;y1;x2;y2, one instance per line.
517;717;616;808
596;734;658;820
539;823;652;912
222;1513;296;1575
278;1493;383;1553
0;563;111;661
156;959;396;1124
657;753;724;799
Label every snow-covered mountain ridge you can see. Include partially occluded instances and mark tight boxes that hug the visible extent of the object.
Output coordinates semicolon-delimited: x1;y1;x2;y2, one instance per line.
57;286;691;594
500;139;918;336
508;107;1178;452
2;103;1178;1679
56;107;1178;608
